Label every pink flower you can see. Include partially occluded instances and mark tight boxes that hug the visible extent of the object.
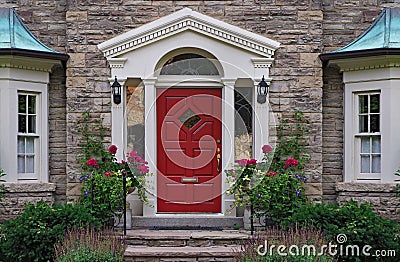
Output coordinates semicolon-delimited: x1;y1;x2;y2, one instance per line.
235;159;248;167
108;145;118;155
262;145;273;154
266;170;277;177
86;158;99;168
104;171;113;177
137;165;149;175
246;159;257;166
284;158;299;169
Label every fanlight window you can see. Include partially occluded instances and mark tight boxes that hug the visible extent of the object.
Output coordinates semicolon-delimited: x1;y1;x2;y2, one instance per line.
160;53;219;75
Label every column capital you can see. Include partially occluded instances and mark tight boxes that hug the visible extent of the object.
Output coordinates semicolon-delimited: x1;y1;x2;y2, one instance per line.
221;78;236;87
142;77;157;86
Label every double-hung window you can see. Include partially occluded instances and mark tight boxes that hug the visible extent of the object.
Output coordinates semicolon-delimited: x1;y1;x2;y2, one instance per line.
17;93;40;180
355;92;381;180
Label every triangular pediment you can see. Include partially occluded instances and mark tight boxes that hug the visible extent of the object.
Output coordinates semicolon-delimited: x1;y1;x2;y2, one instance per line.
98;8;280;59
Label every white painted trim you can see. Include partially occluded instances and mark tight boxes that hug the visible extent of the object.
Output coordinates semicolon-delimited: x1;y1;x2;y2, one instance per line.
221;78;236;216
111;78;126;161
0;68;50;183
142;78;157;216
343;68;400;183
98;8;280;59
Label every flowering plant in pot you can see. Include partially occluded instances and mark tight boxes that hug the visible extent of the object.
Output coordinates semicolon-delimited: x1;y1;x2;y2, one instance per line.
226;144;307;225
79;144;151;225
77;112;151;225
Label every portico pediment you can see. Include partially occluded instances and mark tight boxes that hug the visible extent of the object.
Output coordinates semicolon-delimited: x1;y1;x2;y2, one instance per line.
98;8;280;59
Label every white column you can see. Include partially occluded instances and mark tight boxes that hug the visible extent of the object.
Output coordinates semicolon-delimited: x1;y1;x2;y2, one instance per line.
253;79;271;161
142;77;157;216
111;78;126;161
251;58;273;161
221;78;236;216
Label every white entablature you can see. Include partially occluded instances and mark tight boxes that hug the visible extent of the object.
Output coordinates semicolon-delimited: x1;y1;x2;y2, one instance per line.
98;8;280;59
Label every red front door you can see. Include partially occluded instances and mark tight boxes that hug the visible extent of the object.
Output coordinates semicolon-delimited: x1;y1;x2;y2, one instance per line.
157;88;222;213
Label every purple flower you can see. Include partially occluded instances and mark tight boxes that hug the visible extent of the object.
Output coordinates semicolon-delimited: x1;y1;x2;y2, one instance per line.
84;189;90;197
118;194;122;199
295;174;307;182
79;173;90;182
295;189;302;197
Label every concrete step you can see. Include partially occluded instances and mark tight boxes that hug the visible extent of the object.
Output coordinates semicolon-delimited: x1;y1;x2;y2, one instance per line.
125;229;250;247
123;229;249;261
124;245;239;262
131;216;243;230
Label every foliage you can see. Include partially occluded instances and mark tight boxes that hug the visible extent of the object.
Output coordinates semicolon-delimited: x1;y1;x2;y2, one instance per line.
236;226;333;261
0;168;6;203
226;111;309;222
54;227;125;262
270;111;310;174
0;201;96;262
287;201;400;261
78;112;150;225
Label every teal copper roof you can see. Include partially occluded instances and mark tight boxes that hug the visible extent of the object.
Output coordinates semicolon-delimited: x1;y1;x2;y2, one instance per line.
321;8;400;61
0;8;68;61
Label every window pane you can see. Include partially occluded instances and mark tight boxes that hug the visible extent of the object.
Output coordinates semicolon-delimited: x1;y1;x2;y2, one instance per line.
18;95;26;113
28;95;36;114
361;137;370;153
359;95;368;113
28;116;36;133
372;155;381;173
361;155;370;173
18;137;25;153
370;115;380;132
18;156;25;173
372;136;381;153
26;156;34;173
26;138;34;153
18;115;26;133
359;115;368;132
370;94;380;113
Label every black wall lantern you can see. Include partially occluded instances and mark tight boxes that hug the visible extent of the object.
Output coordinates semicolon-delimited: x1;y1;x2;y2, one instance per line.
257;75;269;104
111;76;122;105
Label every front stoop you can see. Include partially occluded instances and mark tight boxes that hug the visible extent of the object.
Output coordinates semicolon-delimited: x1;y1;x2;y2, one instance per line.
124;229;249;261
131;216;243;230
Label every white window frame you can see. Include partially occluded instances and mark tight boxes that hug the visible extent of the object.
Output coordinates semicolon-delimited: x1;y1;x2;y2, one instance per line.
17;92;41;180
344;77;400;183
353;92;381;180
0;80;49;183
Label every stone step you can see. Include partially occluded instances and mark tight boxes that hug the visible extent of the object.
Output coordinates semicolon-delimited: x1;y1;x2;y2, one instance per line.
131;216;243;230
124;245;239;262
125;229;250;247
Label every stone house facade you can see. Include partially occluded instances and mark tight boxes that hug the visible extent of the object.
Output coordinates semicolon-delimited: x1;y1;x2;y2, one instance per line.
0;0;399;222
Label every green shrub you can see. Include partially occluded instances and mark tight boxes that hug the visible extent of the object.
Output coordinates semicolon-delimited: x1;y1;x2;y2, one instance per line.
288;201;400;261
0;169;6;203
54;227;125;262
0;201;96;262
236;226;333;261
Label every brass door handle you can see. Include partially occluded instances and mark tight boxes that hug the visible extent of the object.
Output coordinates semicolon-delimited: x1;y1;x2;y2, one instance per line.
217;153;221;172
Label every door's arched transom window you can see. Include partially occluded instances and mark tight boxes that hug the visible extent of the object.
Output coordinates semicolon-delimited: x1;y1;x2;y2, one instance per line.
160;53;219;75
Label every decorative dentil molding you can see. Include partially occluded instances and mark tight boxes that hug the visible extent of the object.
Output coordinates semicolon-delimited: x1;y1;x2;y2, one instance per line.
98;8;280;59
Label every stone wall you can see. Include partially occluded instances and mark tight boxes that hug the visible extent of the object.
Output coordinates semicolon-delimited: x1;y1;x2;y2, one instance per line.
0;183;56;222
336;183;400;221
61;0;325;201
0;0;397;217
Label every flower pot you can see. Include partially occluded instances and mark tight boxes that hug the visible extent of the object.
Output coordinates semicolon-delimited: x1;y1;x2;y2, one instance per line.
127;186;136;194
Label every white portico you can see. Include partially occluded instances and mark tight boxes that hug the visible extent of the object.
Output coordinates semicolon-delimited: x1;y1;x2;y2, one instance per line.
98;8;280;217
